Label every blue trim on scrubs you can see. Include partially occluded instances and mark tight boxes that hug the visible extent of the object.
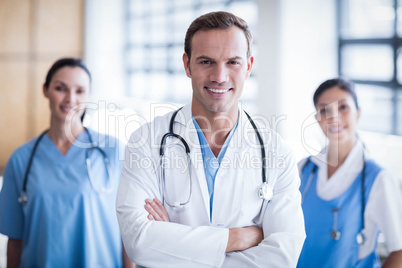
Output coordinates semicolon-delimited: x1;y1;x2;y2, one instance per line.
297;158;382;268
192;116;238;221
0;129;124;268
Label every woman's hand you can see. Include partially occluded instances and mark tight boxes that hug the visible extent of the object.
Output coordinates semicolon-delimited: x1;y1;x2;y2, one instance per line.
144;198;170;222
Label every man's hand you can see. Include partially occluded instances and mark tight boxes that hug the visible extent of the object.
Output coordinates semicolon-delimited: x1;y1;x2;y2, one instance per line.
144;198;170;222
144;198;263;253
226;226;264;252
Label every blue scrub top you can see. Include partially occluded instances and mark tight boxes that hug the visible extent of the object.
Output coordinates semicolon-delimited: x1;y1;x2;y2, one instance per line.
192;116;238;221
0;129;124;268
297;158;382;268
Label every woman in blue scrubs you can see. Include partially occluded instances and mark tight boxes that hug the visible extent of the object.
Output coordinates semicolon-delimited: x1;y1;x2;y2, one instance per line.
0;58;134;267
297;78;402;267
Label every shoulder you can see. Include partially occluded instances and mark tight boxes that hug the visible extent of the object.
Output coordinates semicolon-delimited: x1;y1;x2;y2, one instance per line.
372;168;400;191
365;159;383;173
127;106;186;149
85;128;125;160
8;135;44;166
85;128;122;147
4;134;45;181
297;157;310;173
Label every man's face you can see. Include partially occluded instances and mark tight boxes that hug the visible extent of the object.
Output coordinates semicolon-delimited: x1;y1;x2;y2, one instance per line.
183;26;253;117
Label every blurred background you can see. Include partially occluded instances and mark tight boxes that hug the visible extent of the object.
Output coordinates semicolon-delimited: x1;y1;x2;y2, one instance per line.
1;0;402;266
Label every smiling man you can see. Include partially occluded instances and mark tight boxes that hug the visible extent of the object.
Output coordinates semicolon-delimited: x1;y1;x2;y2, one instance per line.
117;11;305;268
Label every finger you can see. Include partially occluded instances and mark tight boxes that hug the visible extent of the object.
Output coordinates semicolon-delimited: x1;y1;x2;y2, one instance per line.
154;198;165;210
153;198;169;221
144;204;162;221
149;200;169;221
147;214;154;220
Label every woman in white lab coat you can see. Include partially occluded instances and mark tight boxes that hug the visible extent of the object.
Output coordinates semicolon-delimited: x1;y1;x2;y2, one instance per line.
297;78;402;267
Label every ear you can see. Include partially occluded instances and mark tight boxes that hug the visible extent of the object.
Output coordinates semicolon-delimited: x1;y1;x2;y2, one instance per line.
245;56;254;79
356;107;361;123
183;53;191;78
43;85;49;98
315;110;321;122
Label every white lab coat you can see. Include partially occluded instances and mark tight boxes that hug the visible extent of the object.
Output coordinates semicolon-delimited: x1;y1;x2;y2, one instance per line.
117;104;306;268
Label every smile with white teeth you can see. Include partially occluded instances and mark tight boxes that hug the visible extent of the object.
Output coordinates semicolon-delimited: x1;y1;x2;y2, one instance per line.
206;87;230;93
61;106;72;112
328;126;344;133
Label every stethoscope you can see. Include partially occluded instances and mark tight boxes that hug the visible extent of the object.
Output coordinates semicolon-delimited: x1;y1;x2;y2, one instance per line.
18;128;113;206
159;108;273;208
301;147;367;245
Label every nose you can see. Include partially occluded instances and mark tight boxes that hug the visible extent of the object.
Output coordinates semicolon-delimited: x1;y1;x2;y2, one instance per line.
210;63;229;83
325;106;339;122
65;90;77;105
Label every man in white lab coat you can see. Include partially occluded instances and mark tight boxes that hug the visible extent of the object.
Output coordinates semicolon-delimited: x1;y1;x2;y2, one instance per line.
116;11;306;268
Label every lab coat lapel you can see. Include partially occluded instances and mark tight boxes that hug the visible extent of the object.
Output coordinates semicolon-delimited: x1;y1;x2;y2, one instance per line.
176;104;211;220
221;108;249;166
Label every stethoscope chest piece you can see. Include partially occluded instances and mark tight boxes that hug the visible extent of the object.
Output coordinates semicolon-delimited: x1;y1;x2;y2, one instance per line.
259;182;273;201
356;232;365;245
18;191;28;206
331;229;341;240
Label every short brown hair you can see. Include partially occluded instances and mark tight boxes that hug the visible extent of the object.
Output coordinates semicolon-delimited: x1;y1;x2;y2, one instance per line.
184;11;253;60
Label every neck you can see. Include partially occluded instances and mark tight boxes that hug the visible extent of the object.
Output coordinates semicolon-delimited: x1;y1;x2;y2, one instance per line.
327;137;356;179
192;105;238;157
47;117;84;154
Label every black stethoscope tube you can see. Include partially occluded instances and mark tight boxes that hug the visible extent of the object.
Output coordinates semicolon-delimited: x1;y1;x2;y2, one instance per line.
18;128;111;205
159;108;271;207
302;147;367;244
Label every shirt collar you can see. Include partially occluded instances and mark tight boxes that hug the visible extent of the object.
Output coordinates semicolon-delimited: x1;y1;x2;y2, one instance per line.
310;140;365;173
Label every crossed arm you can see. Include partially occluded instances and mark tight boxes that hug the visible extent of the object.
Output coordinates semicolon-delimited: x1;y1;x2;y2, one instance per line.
144;198;264;253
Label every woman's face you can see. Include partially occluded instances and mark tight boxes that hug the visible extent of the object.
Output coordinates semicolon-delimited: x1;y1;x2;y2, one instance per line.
315;86;360;145
43;66;90;123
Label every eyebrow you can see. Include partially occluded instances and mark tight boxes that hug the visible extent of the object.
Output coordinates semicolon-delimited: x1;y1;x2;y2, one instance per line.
317;98;348;108
195;55;244;62
52;80;68;87
53;80;86;89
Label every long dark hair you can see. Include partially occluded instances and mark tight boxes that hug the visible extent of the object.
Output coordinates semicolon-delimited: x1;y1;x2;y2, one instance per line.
44;58;91;122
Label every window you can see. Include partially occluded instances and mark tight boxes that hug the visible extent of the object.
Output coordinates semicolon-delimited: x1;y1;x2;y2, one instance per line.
338;0;402;135
123;0;258;107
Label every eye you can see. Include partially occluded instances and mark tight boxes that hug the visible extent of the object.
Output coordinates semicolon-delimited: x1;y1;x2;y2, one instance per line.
77;88;86;94
318;108;326;114
229;60;239;65
55;86;65;92
200;60;211;65
339;104;349;111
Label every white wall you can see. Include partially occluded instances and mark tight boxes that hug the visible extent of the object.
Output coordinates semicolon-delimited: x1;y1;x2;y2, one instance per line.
84;0;125;104
256;0;337;161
